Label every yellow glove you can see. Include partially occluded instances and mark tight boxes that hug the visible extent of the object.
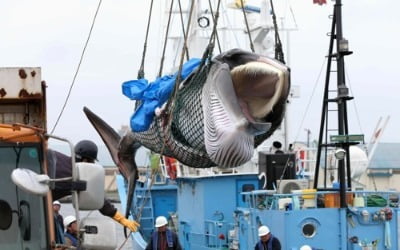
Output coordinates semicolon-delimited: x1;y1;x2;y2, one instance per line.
112;211;140;232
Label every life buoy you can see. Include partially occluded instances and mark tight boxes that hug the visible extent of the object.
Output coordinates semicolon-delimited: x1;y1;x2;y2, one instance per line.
164;156;178;180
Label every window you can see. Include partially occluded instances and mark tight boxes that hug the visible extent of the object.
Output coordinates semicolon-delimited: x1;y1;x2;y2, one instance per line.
0;145;48;249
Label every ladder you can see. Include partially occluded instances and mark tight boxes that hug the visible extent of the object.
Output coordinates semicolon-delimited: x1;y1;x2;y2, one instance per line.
135;187;155;238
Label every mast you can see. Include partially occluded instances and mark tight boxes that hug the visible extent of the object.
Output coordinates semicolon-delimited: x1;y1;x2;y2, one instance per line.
313;0;358;208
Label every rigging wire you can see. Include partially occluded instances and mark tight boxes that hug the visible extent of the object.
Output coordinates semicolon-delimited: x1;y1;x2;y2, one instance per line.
50;0;102;135
293;57;327;143
137;0;155;80
240;0;255;52
269;0;285;64
221;4;241;49
165;0;197;121
206;0;222;50
177;0;190;60
288;4;298;30
207;0;222;53
133;0;155;112
345;66;364;137
158;0;175;77
171;0;187;69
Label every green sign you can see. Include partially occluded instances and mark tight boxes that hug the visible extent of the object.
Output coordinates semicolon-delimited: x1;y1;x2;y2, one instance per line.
330;134;364;143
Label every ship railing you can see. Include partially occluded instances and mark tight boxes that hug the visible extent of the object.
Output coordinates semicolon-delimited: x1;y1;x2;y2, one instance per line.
295;147;318;178
178;162;257;178
241;189;400;210
183;220;232;249
204;220;232;248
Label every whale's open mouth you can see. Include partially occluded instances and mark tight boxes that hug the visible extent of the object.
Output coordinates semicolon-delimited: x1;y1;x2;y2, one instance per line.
231;59;289;122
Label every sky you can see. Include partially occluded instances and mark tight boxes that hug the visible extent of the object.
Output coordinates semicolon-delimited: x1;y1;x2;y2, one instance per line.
1;0;399;163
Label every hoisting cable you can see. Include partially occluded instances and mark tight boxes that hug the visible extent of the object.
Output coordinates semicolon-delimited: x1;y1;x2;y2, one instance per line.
163;0;197;130
164;0;220;127
170;0;221;111
50;0;102;134
240;0;255;53
207;0;222;54
158;0;175;77
133;0;155;111
177;0;190;61
293;57;327;143
269;0;285;64
206;0;222;56
345;67;364;137
137;0;155;79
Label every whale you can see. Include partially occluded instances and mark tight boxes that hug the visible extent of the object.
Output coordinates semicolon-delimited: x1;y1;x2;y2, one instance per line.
83;48;290;226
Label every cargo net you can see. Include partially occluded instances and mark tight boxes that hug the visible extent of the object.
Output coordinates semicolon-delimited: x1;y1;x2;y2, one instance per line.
171;65;208;151
132;60;217;168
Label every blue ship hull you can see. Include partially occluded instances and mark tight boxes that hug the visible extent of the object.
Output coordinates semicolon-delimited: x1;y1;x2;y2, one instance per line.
117;174;399;250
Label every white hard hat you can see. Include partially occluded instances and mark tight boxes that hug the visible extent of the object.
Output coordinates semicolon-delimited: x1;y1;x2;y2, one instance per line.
258;225;270;236
64;215;76;228
155;216;168;228
53;200;61;206
300;245;312;250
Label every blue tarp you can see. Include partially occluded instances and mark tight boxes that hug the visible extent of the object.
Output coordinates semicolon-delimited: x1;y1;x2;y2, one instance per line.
122;58;201;132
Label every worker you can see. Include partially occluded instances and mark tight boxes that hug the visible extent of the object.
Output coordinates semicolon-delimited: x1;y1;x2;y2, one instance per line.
48;140;139;233
53;200;64;231
63;215;79;248
145;216;182;250
255;225;281;250
53;200;65;244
